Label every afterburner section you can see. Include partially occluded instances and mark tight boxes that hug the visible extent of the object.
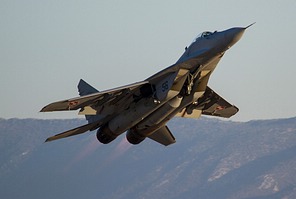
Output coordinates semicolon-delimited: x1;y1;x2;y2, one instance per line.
126;129;146;145
96;124;117;144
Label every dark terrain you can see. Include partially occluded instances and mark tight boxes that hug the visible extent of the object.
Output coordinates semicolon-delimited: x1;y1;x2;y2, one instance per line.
1;117;296;199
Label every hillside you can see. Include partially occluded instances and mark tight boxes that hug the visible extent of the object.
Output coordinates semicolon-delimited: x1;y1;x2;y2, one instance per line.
0;117;296;199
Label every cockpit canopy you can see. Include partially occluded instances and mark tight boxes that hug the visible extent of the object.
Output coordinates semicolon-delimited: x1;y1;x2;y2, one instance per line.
190;31;216;44
200;31;213;38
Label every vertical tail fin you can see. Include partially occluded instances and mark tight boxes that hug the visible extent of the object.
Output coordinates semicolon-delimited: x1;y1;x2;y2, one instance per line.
77;79;103;124
78;79;98;96
148;125;176;146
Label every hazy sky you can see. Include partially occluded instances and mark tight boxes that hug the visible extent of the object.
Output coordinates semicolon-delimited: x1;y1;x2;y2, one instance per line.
1;0;296;121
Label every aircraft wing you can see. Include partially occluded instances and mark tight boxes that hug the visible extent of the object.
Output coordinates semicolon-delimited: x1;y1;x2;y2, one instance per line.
40;81;149;112
177;86;239;118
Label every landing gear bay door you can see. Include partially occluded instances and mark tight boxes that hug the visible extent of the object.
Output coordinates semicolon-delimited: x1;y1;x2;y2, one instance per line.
152;69;189;101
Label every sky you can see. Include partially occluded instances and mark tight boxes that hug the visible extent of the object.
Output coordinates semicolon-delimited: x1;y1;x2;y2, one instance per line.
1;0;296;121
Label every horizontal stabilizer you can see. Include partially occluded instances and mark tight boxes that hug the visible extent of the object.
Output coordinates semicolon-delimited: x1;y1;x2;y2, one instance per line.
200;87;239;118
45;120;101;142
176;86;238;119
148;125;176;146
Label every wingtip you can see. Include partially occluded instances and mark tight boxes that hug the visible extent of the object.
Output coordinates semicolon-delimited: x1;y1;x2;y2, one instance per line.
40;103;55;112
40;107;47;112
45;137;54;142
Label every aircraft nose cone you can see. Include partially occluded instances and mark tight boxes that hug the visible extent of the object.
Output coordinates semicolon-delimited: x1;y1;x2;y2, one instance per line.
225;27;246;47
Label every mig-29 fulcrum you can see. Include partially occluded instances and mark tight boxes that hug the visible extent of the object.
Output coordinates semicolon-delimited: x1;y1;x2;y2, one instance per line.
41;24;253;146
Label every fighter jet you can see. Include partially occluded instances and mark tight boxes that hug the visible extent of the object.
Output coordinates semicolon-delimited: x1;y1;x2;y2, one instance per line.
41;24;253;146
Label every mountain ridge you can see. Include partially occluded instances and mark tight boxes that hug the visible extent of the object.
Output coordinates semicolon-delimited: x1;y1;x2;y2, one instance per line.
0;117;296;199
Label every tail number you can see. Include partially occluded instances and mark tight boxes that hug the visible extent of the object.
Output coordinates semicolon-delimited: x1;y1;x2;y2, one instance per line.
162;81;169;92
